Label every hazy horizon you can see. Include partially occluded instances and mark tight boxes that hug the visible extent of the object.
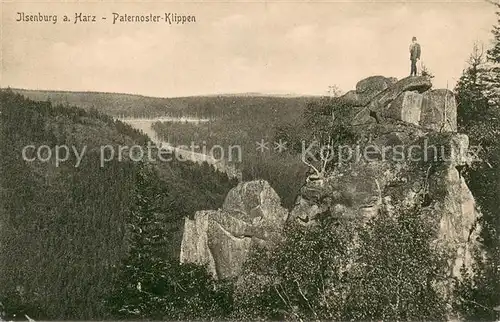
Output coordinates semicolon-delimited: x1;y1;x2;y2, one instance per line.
9;86;325;99
1;0;497;97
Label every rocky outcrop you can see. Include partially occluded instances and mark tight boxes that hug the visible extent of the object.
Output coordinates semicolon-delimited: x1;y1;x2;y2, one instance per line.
348;76;442;131
379;89;457;132
291;75;479;280
289;129;479;275
342;75;398;106
384;91;424;126
356;75;398;94
347;76;457;132
368;76;432;112
180;75;480;289
180;180;287;279
421;89;457;132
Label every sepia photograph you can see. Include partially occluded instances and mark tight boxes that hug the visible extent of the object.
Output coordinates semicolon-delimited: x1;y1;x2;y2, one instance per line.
1;0;500;320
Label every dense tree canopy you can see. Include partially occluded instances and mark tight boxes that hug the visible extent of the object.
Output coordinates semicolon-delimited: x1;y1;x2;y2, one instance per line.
453;11;500;317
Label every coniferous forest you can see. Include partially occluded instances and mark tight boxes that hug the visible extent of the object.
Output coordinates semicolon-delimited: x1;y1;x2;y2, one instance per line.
0;90;237;319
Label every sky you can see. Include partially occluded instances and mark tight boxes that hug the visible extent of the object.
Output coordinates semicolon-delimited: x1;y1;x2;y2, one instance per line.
1;0;498;97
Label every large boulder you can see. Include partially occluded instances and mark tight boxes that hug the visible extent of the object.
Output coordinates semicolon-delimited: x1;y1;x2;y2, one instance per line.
222;180;286;226
342;76;398;106
180;180;288;279
421;89;457;132
369;76;432;112
383;91;423;126
381;88;459;133
356;75;397;97
351;76;463;134
179;210;219;277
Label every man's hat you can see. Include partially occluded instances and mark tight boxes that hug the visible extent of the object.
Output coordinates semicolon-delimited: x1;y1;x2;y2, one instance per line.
412;36;417;41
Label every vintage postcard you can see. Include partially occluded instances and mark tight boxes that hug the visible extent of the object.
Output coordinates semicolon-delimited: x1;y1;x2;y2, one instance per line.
1;0;500;320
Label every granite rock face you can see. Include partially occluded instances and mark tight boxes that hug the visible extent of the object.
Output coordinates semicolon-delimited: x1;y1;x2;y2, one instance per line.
384;91;424;126
356;75;398;93
380;88;457;132
290;73;478;282
289;129;479;277
342;75;398;106
348;75;456;132
293;75;477;281
180;180;287;279
421;89;457;132
368;76;432;112
355;75;398;102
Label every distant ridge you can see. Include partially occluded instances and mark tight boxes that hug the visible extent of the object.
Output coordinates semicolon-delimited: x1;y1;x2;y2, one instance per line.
8;87;322;119
201;92;324;98
6;87;324;99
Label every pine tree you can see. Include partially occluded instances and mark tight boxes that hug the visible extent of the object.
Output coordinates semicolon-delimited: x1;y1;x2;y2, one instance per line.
106;163;172;319
106;163;234;320
454;41;500;320
483;1;500;108
455;43;494;138
488;2;500;63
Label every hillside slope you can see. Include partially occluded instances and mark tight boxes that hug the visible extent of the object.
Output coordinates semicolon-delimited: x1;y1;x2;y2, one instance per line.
12;88;319;121
0;89;236;319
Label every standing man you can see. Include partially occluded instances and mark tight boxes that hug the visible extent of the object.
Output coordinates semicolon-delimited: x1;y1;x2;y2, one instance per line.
409;36;421;76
